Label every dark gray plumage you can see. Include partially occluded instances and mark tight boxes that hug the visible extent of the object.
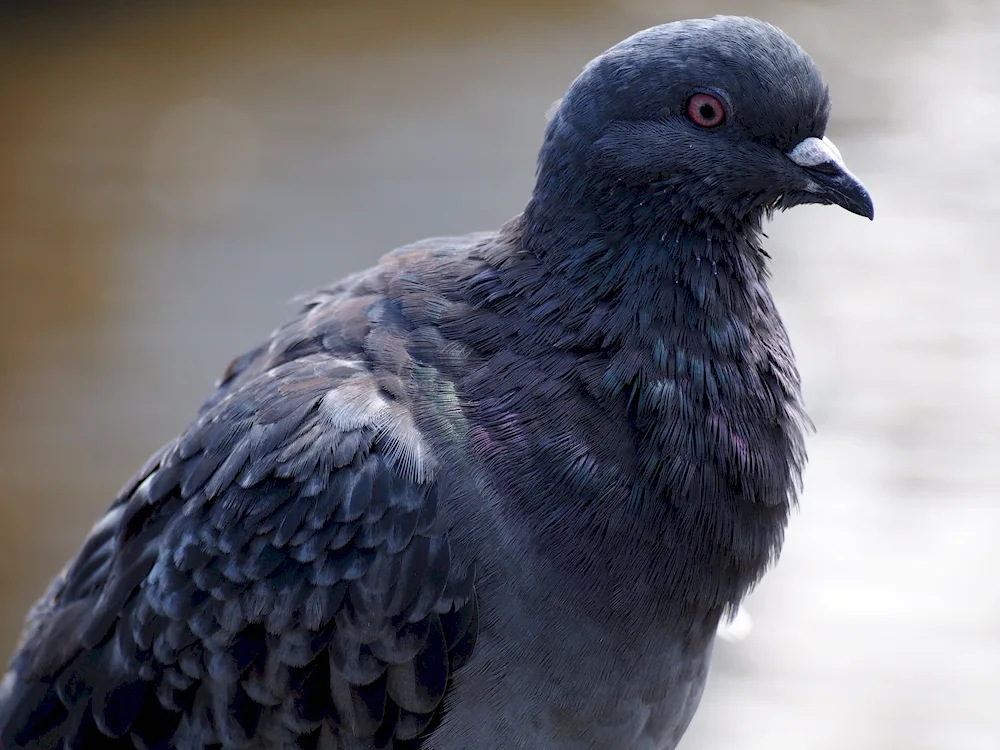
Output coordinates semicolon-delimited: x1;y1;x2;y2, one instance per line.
0;15;872;750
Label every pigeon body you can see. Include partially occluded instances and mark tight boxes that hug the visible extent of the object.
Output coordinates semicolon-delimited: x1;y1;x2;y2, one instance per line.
0;16;872;750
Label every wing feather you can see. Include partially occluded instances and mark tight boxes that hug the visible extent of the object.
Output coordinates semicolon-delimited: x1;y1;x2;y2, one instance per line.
0;349;477;749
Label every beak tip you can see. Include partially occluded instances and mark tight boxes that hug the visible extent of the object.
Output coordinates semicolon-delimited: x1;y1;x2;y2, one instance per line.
852;189;875;221
819;173;874;222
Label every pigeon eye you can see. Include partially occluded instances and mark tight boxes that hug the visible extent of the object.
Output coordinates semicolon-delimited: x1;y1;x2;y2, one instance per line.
687;93;725;128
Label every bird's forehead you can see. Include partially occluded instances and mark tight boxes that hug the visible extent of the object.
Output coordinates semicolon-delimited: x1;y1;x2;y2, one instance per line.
576;17;830;144
693;38;830;144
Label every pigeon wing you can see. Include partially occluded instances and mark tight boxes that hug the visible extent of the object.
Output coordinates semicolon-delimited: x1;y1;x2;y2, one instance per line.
0;348;477;749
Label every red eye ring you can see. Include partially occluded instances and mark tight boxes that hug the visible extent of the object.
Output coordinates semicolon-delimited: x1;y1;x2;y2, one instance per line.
687;93;725;128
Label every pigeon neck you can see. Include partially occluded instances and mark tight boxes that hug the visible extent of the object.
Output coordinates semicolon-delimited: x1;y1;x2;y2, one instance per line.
519;189;773;352
501;195;798;620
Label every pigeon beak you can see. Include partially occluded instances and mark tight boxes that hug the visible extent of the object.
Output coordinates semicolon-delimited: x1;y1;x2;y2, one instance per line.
787;136;874;220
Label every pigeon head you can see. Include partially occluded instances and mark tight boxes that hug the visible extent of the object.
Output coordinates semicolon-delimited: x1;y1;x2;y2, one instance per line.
532;16;873;237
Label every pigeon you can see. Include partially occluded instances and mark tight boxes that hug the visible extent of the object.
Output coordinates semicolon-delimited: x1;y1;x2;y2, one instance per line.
0;15;872;750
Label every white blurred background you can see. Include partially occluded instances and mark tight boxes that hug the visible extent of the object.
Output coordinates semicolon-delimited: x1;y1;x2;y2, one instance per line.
1;1;997;747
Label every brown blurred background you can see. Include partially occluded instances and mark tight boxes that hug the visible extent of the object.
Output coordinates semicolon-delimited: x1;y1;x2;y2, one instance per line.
1;1;997;747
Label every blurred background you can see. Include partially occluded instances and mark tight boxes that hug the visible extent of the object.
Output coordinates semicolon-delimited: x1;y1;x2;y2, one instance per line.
1;0;997;747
